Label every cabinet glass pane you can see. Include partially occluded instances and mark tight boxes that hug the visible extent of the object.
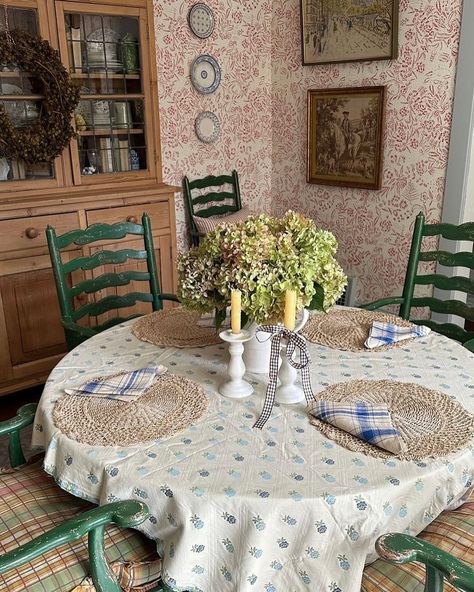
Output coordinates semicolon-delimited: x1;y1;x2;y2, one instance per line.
0;7;54;183
78;99;146;175
65;12;147;178
65;14;141;89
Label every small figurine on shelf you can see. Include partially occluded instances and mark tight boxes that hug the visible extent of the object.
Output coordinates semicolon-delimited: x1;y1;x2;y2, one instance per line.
129;149;140;170
82;149;101;175
75;113;87;131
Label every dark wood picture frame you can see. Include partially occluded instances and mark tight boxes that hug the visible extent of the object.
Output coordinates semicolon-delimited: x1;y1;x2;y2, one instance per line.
307;86;385;190
300;1;399;66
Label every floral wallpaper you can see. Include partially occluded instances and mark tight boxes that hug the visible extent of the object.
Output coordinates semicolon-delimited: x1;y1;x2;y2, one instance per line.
153;0;273;252
154;0;463;302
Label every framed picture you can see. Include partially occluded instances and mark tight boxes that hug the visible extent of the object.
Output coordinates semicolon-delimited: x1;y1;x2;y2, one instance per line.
300;1;399;65
307;86;385;190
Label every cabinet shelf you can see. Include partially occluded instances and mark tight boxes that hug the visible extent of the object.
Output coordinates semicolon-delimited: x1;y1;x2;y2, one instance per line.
78;93;144;100
78;128;144;136
72;72;141;80
1;94;43;100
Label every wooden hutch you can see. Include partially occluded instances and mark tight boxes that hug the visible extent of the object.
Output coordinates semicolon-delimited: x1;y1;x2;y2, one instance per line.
0;0;177;394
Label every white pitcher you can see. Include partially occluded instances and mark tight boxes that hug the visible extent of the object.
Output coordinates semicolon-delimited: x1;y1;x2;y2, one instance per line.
242;309;309;374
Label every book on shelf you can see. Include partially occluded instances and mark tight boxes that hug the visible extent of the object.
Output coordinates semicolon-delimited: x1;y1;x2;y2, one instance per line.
118;139;130;172
99;137;113;173
70;26;82;73
112;137;120;172
11;160;26;180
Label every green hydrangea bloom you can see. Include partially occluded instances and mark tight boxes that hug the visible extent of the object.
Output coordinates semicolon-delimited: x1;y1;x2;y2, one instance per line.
177;211;347;324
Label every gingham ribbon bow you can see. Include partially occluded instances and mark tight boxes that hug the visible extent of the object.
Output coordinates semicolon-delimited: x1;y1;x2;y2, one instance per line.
253;325;316;429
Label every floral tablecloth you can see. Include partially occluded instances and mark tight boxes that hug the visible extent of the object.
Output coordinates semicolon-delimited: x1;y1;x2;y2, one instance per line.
32;320;474;592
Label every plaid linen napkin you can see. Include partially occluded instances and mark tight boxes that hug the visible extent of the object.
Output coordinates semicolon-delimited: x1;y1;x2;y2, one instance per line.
64;365;166;402
309;400;405;454
364;321;431;348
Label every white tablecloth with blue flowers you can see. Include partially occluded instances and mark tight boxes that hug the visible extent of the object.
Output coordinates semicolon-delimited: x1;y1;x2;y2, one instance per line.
32;320;474;592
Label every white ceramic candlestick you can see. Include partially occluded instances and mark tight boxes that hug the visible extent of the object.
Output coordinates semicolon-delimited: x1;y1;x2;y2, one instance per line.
219;329;254;399
275;337;305;404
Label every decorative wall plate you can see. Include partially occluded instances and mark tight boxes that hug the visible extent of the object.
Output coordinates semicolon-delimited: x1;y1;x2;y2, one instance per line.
190;54;221;94
195;111;220;143
187;3;215;39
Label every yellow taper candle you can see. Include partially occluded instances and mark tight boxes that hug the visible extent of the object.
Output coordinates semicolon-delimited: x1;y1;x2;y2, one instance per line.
231;289;242;334
284;290;297;330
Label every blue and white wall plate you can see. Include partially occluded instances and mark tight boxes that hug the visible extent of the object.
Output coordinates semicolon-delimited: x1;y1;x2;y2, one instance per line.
187;3;215;39
190;54;221;94
195;111;221;143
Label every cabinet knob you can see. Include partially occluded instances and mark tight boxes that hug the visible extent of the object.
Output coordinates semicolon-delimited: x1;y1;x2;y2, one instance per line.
126;215;138;224
25;227;39;239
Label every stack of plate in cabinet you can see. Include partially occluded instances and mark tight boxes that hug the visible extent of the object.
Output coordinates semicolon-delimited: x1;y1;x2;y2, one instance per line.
85;27;123;72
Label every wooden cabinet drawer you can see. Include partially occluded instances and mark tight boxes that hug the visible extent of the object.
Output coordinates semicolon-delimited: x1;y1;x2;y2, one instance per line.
0;212;80;255
86;203;170;231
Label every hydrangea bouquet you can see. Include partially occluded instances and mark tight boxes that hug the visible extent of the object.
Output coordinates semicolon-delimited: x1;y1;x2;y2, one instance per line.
177;211;347;327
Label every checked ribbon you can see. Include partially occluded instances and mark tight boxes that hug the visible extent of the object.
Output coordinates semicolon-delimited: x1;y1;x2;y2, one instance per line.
253;325;316;429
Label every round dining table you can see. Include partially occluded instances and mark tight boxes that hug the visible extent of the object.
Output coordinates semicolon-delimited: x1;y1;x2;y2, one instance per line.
32;314;474;592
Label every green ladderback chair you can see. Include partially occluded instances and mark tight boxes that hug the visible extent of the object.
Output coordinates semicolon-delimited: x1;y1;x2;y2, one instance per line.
362;212;474;352
46;213;178;350
371;532;474;592
183;169;242;245
0;405;164;592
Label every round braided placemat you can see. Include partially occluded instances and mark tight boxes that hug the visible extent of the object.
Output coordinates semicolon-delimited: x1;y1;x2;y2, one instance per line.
53;374;208;446
132;307;221;348
301;308;416;352
309;379;474;460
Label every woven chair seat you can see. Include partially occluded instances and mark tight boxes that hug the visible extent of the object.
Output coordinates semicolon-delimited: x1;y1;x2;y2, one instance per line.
0;460;161;592
362;488;474;591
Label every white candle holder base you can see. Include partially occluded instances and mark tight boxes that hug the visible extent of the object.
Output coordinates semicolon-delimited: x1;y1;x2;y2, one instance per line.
275;338;305;404
219;329;254;399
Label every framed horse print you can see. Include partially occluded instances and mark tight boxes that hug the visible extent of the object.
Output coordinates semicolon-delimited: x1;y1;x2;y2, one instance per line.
300;0;399;65
307;86;385;189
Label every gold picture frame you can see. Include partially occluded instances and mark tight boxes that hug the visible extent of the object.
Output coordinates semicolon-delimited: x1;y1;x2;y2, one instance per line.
300;1;399;65
307;86;385;190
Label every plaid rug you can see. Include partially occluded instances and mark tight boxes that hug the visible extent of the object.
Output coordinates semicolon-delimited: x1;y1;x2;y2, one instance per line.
365;321;431;349
309;400;405;455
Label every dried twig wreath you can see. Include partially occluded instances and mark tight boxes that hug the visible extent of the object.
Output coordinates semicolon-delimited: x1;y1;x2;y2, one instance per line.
0;30;80;163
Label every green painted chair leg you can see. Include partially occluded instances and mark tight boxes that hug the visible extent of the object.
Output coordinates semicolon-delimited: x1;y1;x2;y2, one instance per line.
0;403;37;467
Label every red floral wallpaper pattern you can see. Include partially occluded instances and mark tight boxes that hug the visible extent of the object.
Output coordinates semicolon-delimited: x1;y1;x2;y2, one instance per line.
154;0;462;303
271;0;462;303
153;0;273;252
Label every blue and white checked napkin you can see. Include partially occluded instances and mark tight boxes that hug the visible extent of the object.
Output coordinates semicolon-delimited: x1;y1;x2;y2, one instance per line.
309;400;405;454
64;365;167;402
364;321;431;349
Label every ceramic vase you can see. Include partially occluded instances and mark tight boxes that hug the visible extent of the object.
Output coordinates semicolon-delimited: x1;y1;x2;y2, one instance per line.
242;309;309;374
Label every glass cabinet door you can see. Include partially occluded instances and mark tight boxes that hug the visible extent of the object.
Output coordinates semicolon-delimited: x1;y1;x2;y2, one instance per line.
0;2;60;187
56;2;153;184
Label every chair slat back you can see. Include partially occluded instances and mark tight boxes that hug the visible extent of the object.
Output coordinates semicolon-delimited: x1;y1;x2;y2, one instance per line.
46;213;164;350
399;212;474;345
55;221;145;248
183;170;242;245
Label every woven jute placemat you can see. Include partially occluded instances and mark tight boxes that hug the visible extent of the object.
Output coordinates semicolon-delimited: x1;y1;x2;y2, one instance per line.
132;307;221;348
309;379;474;460
301;308;416;352
53;374;208;446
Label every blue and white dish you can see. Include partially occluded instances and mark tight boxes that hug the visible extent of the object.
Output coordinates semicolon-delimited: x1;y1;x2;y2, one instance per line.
187;3;215;39
195;111;220;143
190;54;221;95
